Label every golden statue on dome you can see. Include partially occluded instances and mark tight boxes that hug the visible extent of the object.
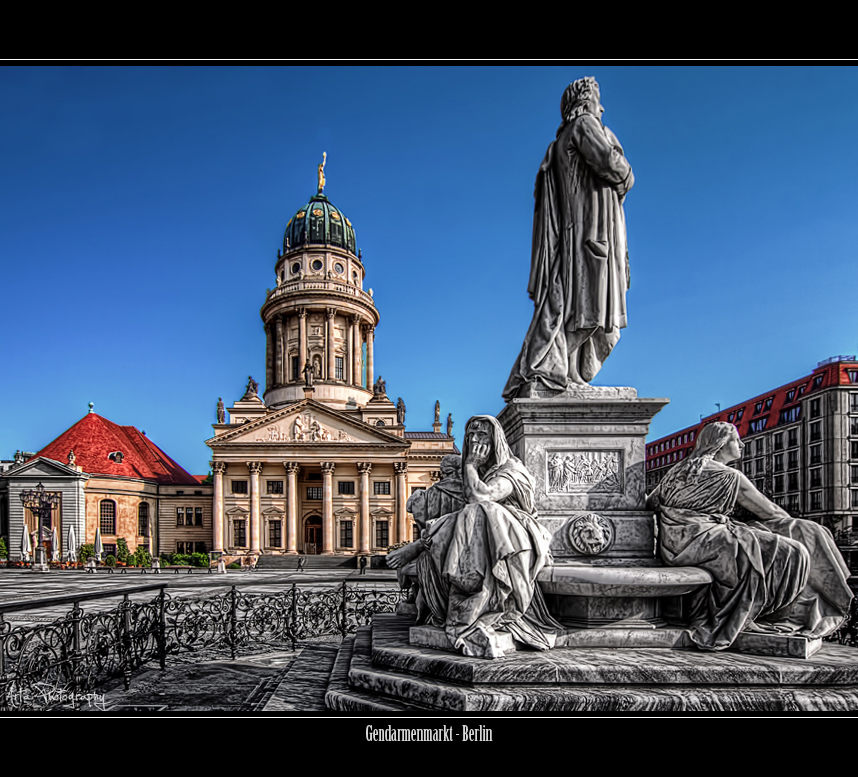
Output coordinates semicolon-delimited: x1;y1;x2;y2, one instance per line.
317;151;327;194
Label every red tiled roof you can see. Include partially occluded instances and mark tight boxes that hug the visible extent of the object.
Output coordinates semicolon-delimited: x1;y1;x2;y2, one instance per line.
31;413;200;485
404;432;453;440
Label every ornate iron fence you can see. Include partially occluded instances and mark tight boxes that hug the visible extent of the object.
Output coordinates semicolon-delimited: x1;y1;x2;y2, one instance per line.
0;581;404;711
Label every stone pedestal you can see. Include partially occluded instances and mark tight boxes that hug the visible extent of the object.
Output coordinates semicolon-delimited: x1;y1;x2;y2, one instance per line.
31;546;50;573
497;386;668;562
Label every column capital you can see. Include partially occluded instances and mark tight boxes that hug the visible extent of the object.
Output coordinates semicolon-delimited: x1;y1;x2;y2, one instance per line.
211;461;227;474
326;307;336;320
357;462;372;475
247;461;264;474
351;313;361;326
298;307;307;319
284;461;301;475
321;461;336;474
394;462;408;475
429;470;441;482
362;323;375;336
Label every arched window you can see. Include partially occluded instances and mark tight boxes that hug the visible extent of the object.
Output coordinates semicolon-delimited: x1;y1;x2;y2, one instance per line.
100;500;116;535
138;503;149;536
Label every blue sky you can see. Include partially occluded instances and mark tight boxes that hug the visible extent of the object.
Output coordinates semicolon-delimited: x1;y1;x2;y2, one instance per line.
3;65;858;475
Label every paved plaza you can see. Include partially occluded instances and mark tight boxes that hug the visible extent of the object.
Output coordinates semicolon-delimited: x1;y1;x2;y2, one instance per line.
0;567;398;714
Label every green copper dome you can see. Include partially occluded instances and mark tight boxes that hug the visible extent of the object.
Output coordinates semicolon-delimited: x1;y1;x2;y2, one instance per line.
283;194;357;257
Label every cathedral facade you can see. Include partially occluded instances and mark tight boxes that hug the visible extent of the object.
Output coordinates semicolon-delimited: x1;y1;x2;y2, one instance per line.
206;170;457;559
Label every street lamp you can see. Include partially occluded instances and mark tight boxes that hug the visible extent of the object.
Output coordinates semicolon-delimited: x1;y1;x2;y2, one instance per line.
20;482;59;572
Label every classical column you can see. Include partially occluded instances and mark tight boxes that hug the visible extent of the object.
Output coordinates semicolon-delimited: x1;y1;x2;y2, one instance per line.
364;324;375;390
212;461;227;553
298;308;307;376
284;462;299;554
248;462;263;554
321;462;335;554
326;307;336;381
275;315;284;386
394;462;408;544
351;315;362;386
357;462;372;554
265;323;274;391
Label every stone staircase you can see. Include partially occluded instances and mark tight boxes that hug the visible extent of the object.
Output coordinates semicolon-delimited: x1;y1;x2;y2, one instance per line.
256;554;357;571
265;613;858;712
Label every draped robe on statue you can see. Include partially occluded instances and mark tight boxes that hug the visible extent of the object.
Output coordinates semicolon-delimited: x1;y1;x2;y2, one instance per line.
416;416;560;658
653;459;852;650
504;112;633;398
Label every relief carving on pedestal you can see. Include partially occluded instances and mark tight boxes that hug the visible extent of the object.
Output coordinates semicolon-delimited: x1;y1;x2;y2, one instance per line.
546;450;623;495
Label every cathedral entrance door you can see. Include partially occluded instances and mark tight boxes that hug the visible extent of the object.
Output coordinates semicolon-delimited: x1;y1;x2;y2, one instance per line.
304;516;322;555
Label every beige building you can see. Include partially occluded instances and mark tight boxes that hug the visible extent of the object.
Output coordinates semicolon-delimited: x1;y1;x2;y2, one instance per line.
206;176;457;559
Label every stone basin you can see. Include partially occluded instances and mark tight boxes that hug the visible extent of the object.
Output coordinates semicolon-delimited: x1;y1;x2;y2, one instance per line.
537;563;712;598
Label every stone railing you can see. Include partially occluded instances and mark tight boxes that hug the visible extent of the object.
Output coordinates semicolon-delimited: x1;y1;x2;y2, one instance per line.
0;581;404;711
267;279;374;307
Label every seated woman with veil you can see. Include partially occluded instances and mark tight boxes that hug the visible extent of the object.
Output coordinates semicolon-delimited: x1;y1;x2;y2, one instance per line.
648;422;852;651
397;415;560;658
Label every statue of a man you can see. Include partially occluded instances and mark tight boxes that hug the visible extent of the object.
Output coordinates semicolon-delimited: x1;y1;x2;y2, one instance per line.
504;77;634;399
434;400;440;424
243;376;259;399
396;398;406;425
216;398;225;424
446;413;453;437
303;359;314;388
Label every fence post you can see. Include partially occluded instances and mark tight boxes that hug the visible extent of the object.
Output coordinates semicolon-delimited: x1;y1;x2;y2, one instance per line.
340;581;348;638
0;615;8;711
120;593;132;690
229;586;238;660
290;582;297;652
69;600;84;707
157;588;167;671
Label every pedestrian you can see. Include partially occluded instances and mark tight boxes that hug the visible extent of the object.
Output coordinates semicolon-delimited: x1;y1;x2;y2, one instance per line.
359;555;368;575
297;555;305;572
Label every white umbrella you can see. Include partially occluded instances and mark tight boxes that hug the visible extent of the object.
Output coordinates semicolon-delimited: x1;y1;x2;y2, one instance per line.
20;526;31;560
67;525;77;562
50;527;59;562
94;527;103;561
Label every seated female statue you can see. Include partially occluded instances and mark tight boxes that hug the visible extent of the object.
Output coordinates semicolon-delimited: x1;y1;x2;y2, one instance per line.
410;415;560;658
648;422;852;650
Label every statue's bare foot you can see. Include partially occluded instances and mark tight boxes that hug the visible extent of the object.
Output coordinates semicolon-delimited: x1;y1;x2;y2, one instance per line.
385;540;425;569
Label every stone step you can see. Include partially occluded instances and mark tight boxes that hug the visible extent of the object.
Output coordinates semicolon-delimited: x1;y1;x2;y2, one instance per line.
262;643;339;711
329;614;858;712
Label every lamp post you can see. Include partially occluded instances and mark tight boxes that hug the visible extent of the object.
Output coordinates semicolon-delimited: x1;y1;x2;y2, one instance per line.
20;483;59;572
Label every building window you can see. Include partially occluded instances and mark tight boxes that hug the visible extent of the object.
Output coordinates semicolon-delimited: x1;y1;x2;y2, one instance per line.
811;491;822;511
852;490;858;508
765;397;773;411
728;412;735;422
851;418;858;436
851;441;858;460
749;418;768;434
755;459;764;474
177;507;184;526
335;356;344;380
267;480;284;495
338;481;355;495
100;501;116;535
233;520;246;547
788;429;798;447
269;520;282;547
754;401;763;416
736;409;744;422
852;394;858;413
774;433;783;451
138;503;149;536
852;465;858;485
814;375;824;389
810;468;822;488
195;507;203;526
232;480;248;495
186;507;193;525
375;520;389;548
786;389;796;403
848;370;858;384
103;543;117;557
743;461;753;475
810;422;821;442
340;520;353;548
788;472;799;492
307;487;323;500
755;439;764;456
374;481;391;495
787;495;800;513
779;406;801;425
774;476;784;493
811;445;822;465
774;454;783;472
788;451;799;469
292;356;300;382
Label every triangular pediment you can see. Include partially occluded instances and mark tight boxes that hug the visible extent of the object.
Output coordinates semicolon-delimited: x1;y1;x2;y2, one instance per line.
0;457;86;481
207;399;409;448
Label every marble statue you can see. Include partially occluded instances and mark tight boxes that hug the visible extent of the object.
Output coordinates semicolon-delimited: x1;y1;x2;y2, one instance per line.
216;398;225;424
303;359;314;388
396;398;406;426
392;415;560;658
434;400;440;424
504;77;634;399
67;450;76;466
446;413;453;437
373;375;386;396
648;422;853;651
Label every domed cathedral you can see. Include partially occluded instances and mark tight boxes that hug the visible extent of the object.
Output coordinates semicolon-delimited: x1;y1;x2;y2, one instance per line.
206;158;458;563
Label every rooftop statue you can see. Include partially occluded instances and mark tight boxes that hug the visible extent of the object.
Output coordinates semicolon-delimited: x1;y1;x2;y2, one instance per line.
242;376;259;399
504;77;634;399
648;422;852;651
389;416;560;658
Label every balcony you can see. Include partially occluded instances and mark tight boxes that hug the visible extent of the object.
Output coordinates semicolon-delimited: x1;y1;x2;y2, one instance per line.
265;278;375;308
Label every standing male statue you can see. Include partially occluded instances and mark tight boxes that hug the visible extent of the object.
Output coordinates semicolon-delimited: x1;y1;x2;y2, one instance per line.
503;77;634;399
216;398;225;424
